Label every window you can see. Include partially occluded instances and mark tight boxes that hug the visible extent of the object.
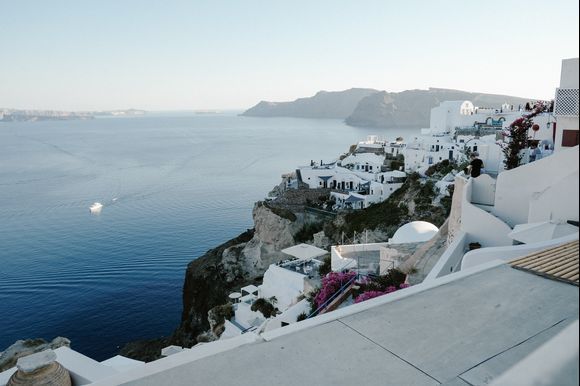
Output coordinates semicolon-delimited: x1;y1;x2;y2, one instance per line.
562;130;580;147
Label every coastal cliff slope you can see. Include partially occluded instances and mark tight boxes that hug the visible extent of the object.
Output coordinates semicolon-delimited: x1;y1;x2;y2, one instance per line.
168;172;452;351
241;88;378;119
171;190;330;347
121;166;455;361
345;88;532;128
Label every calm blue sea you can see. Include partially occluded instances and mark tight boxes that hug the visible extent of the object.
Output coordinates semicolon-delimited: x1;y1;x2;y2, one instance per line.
0;112;416;360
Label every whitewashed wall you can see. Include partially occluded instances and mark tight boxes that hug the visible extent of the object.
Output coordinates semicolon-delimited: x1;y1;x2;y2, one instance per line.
493;146;579;227
461;177;513;247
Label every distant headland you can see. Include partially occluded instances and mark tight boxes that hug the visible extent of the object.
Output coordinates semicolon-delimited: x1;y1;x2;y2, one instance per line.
241;87;533;129
0;108;146;122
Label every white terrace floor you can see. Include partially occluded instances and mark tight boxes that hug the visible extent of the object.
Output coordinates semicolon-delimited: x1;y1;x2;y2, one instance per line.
94;260;579;386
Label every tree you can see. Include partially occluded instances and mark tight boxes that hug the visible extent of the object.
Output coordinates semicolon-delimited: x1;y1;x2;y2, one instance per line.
501;101;551;170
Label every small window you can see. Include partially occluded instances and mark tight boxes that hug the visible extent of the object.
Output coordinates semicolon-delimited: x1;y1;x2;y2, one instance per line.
562;130;580;147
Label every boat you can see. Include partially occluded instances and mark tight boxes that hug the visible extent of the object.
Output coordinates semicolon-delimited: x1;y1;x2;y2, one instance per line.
89;202;103;213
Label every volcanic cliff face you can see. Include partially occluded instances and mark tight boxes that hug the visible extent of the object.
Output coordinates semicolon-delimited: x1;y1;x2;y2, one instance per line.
241;88;378;119
345;88;532;128
171;192;327;347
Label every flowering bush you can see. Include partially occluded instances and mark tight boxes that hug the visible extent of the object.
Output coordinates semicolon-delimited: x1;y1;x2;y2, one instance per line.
353;290;384;303
313;271;356;309
354;283;410;304
501;101;551;170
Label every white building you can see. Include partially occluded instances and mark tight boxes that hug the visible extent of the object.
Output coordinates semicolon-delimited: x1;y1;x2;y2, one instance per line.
405;97;556;175
293;136;408;210
553;58;579;151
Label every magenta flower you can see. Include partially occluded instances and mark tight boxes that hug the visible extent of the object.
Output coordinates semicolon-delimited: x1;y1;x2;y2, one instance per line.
354;291;385;303
314;271;356;308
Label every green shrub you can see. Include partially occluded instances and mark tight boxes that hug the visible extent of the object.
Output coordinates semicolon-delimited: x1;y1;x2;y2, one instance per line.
294;222;324;242
212;303;234;322
358;268;407;294
251;298;277;318
318;255;331;277
296;312;308;322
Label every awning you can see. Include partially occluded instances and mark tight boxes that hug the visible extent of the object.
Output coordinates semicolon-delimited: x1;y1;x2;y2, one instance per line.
345;195;365;203
281;243;328;261
318;176;333;181
508;221;579;244
241;285;259;295
389;170;407;178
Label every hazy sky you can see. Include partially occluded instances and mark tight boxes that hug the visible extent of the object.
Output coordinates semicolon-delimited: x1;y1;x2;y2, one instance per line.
1;0;578;111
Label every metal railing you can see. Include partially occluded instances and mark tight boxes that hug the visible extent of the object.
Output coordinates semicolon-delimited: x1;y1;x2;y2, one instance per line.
306;275;357;319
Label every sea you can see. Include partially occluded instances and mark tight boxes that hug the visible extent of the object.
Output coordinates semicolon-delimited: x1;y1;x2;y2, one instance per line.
0;112;417;360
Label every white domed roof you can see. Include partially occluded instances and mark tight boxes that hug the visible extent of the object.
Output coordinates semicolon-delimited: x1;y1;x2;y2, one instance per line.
391;221;438;244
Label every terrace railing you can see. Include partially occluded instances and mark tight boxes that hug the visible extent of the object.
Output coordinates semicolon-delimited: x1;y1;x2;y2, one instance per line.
306;274;357;319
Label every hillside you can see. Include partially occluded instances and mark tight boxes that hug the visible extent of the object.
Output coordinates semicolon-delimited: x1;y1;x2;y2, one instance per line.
345;88;532;128
241;88;378;119
242;87;533;128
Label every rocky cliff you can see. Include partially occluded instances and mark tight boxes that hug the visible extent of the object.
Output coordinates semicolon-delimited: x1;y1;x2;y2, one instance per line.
122;167;456;361
242;87;532;129
170;190;330;348
0;337;70;372
241;88;378;119
345;88;532;128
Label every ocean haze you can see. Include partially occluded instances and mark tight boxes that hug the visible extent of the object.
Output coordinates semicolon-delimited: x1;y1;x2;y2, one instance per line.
0;1;577;110
0;113;419;360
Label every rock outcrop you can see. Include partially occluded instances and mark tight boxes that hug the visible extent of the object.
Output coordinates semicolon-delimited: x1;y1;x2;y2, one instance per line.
242;87;531;129
0;337;70;373
241;88;378;119
170;190;329;348
345;88;532;128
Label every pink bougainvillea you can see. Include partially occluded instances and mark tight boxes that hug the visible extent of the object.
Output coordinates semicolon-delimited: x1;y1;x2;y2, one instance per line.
314;271;357;309
502;101;551;170
354;283;410;304
353;290;385;303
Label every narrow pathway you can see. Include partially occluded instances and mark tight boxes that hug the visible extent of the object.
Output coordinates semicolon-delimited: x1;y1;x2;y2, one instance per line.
400;221;449;285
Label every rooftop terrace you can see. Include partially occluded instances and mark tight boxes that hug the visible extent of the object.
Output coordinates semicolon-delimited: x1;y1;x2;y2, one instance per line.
92;256;579;386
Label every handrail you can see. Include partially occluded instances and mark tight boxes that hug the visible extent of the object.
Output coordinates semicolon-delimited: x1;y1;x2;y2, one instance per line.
306;275;357;319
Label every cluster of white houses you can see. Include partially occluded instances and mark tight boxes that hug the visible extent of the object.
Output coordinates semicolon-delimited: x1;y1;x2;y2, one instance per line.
295;137;407;210
403;100;557;175
290;59;579;212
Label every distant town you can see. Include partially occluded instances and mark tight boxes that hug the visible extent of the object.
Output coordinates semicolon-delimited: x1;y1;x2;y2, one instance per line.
0;108;146;122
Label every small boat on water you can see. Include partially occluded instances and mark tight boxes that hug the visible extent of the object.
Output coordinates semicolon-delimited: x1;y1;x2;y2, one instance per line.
89;202;103;213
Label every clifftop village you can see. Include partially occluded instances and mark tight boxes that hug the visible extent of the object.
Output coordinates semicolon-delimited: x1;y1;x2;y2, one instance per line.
281;98;559;212
2;59;578;386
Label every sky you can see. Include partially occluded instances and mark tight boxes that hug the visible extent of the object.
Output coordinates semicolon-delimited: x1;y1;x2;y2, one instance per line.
0;0;578;111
